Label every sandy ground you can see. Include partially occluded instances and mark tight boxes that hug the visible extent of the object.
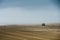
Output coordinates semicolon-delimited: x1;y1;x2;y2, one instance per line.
0;26;60;40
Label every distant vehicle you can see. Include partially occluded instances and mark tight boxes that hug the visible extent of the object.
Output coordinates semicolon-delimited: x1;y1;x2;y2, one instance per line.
42;23;45;26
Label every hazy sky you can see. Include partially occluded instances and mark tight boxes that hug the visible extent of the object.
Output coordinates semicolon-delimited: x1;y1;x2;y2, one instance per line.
0;0;59;24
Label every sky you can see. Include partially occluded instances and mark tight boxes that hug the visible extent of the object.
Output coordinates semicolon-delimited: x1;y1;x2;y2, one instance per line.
0;0;60;25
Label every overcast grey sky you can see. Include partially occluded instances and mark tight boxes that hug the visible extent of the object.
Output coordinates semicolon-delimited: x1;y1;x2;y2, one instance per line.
0;0;60;24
